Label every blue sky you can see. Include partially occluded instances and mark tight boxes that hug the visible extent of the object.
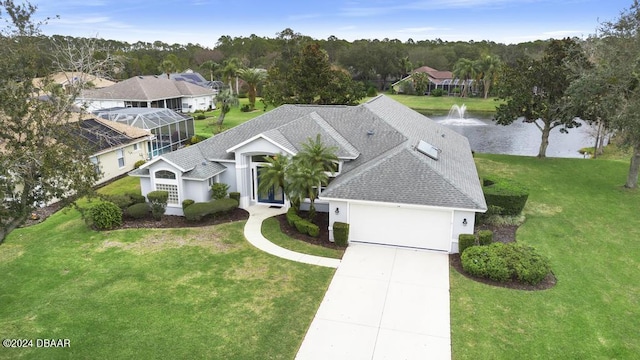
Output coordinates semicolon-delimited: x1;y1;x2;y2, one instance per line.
34;0;632;47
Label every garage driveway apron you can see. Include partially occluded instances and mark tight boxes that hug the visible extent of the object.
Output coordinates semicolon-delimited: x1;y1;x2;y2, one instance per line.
296;243;451;360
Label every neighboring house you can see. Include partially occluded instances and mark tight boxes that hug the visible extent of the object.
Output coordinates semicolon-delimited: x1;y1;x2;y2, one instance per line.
94;107;196;158
169;71;226;93
392;66;474;95
66;118;153;185
76;75;217;113
33;71;116;92
129;95;487;253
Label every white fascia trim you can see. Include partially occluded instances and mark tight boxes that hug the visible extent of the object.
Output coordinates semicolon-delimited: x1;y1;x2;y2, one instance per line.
225;133;297;156
138;156;188;173
318;196;484;213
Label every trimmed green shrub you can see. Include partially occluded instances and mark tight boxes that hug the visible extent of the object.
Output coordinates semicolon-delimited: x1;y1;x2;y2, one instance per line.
461;242;551;285
86;201;122;230
229;192;240;202
147;190;169;220
294;218;308;234
431;88;444;97
478;230;493;245
104;194;134;210
461;243;510;282
126;202;150;219
307;223;320;237
196;114;206;120
184;198;239;222
482;176;529;216
286;208;301;227
211;183;229;200
134;159;146;169
333;222;349;247
189;134;209;145
126;193;146;204
182;199;195;210
505;243;551;285
184;202;214;221
458;234;477;254
240;104;251;112
366;86;377;97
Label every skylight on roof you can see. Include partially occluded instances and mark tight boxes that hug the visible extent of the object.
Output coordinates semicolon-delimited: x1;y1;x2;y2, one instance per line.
416;140;440;160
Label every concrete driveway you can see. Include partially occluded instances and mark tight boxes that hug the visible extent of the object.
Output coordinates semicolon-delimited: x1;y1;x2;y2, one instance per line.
296;243;451;360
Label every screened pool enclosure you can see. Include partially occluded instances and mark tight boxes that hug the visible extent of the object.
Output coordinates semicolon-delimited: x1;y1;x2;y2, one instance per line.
95;108;195;158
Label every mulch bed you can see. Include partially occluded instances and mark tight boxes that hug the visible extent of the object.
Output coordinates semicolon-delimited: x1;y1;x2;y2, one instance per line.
273;211;344;250
117;208;250;229
449;222;557;291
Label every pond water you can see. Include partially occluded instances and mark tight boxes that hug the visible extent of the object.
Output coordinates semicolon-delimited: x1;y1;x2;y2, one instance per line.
424;111;595;158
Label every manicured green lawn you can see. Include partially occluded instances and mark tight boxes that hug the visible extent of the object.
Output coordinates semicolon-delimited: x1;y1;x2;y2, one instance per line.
376;93;503;113
0;200;334;358
451;154;640;359
261;217;344;259
194;98;270;138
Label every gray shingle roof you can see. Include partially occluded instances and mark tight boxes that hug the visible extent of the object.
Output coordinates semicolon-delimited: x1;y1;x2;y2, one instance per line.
80;75;215;101
141;95;486;211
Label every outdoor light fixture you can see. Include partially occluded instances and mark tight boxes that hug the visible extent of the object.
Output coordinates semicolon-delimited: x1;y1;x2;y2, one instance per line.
335;207;340;215
462;218;468;226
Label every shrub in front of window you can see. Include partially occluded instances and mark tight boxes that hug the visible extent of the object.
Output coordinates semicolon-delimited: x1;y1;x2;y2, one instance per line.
126;202;150;219
182;199;195;210
458;233;477;254
86;201;122;230
333;222;349;247
431;88;444;97
211;183;230;200
147;190;169;220
184;198;239;221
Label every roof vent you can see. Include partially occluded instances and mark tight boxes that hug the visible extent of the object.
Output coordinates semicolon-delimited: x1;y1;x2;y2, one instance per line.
367;130;375;136
416;140;440;160
201;161;207;166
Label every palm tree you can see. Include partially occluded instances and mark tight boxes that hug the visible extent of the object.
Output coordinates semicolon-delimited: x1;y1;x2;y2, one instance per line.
215;89;239;130
286;160;328;220
296;134;339;174
257;154;291;203
477;55;501;99
452;58;478;97
222;58;243;95
200;60;220;82
158;59;176;78
237;68;266;110
287;135;338;219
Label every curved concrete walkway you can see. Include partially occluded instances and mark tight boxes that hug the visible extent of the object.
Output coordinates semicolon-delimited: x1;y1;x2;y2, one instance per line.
243;206;341;268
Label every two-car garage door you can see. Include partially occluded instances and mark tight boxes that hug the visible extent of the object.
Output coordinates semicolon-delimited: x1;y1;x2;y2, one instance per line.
348;203;452;251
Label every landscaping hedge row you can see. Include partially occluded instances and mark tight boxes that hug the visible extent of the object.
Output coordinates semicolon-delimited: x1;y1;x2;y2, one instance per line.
103;193;145;211
461;242;551;285
184;198;239;221
482;176;529;216
286;208;319;237
458;230;493;254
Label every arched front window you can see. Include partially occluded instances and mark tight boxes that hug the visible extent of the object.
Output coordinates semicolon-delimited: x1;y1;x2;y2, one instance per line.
154;170;178;205
155;170;176;179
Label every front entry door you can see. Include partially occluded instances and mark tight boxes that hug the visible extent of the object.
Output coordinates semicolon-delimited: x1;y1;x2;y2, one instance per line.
256;166;284;205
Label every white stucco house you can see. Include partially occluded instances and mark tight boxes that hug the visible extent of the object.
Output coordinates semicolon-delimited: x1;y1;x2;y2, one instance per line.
129;95;486;253
76;75;217;113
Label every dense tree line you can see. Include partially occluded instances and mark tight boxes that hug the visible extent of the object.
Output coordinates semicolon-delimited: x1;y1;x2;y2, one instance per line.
30;29;551;90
